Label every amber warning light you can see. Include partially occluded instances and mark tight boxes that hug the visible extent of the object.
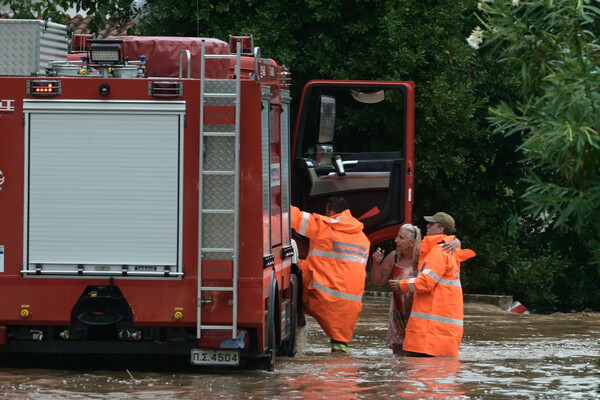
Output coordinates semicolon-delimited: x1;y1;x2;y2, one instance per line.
27;80;61;96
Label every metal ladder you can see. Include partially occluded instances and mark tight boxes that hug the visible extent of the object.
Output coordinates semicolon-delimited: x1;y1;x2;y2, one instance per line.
197;40;242;340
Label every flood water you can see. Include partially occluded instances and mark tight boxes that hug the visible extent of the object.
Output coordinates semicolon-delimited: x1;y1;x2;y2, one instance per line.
1;298;598;399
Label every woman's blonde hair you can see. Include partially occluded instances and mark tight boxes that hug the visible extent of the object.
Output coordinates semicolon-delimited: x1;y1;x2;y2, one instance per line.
400;223;421;266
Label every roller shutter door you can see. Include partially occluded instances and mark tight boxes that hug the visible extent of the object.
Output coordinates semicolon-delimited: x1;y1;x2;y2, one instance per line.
23;100;185;277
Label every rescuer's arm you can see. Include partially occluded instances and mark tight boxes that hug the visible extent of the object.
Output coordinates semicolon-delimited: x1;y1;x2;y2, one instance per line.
290;205;320;240
370;248;395;286
392;246;450;293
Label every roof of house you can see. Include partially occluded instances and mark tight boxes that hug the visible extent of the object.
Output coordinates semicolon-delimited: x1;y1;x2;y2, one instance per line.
0;13;137;41
67;14;136;39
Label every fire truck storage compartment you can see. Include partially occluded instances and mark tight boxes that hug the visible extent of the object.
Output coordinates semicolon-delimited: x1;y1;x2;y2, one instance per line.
23;99;185;277
0;19;68;76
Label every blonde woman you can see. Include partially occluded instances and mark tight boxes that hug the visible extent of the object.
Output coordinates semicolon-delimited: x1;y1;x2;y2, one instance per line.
371;224;421;354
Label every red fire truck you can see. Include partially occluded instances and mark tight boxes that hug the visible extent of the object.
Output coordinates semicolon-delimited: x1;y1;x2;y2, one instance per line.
0;20;414;370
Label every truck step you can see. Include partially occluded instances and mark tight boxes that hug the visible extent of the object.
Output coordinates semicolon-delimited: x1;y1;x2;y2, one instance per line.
200;325;236;330
203;131;235;137
204;92;236;98
202;170;235;176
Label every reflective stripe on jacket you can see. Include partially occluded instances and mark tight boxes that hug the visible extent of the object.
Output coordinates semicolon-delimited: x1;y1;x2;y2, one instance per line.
399;234;476;356
291;206;370;343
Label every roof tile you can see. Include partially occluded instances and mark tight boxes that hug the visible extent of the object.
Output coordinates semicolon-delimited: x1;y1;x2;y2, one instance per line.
0;13;137;41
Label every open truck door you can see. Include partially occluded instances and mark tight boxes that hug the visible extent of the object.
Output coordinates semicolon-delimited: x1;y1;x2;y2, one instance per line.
291;80;415;244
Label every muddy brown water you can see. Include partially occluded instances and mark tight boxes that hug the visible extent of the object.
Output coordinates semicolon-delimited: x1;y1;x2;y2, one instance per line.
0;298;598;399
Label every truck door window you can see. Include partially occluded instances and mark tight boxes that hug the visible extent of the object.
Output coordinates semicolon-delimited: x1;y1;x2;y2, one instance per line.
300;87;405;171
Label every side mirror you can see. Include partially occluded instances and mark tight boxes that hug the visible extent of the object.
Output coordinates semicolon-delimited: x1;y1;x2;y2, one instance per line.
316;144;333;167
318;95;336;143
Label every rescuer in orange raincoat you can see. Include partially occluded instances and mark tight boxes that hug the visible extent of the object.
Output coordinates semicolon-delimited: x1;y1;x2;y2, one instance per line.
389;212;476;357
291;197;370;353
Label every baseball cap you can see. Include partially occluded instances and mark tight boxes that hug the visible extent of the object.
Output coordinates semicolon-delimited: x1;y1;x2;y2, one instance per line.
424;212;455;232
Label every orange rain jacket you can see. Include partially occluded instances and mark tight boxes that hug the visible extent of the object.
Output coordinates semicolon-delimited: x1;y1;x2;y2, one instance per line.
399;234;476;356
291;206;370;343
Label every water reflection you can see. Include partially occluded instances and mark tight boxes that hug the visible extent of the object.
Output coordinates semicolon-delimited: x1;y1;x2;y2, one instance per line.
274;352;469;399
393;357;468;399
278;356;377;399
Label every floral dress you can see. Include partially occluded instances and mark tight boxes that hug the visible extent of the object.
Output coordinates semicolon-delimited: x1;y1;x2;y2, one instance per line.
386;252;417;354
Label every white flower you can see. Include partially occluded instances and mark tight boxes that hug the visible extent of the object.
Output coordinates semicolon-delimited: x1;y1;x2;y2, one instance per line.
467;26;484;50
477;0;492;10
467;36;480;49
512;0;520;6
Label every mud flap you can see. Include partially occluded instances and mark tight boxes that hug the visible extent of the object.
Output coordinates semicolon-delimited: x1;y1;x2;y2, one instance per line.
263;270;277;371
278;272;298;357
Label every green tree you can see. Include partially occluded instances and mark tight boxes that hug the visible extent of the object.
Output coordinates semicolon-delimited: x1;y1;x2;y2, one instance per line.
468;0;600;310
1;0;525;303
138;0;600;311
475;0;600;232
119;0;521;302
4;0;597;310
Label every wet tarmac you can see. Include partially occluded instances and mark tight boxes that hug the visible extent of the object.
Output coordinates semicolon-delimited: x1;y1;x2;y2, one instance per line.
1;298;598;399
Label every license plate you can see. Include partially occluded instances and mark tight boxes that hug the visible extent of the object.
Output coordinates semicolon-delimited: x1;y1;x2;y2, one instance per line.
191;349;239;366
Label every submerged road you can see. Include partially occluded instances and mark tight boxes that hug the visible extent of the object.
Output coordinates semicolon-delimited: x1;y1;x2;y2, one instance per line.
0;298;598;399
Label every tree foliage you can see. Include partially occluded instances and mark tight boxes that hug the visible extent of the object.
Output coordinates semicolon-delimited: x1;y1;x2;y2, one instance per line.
468;0;600;310
2;0;598;311
476;0;600;233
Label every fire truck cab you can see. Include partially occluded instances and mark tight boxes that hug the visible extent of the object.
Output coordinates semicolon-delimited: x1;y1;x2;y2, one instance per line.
0;20;414;370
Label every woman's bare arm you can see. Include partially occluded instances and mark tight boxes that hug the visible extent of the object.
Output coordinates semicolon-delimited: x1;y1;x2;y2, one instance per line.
371;248;395;286
441;238;461;254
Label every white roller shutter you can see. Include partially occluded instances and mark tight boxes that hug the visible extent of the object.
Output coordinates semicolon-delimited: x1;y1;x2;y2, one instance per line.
23;100;185;277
